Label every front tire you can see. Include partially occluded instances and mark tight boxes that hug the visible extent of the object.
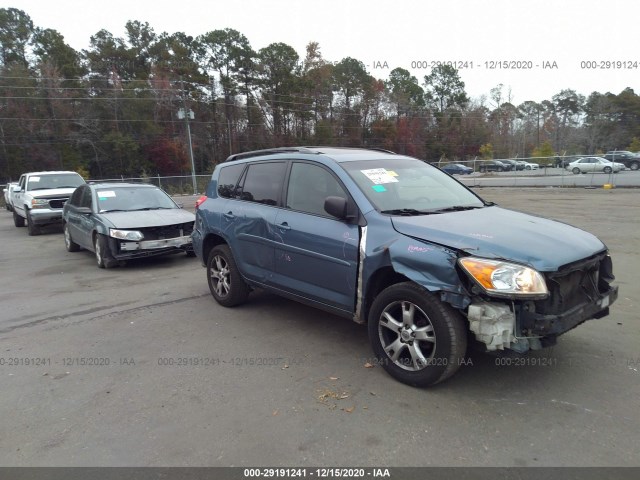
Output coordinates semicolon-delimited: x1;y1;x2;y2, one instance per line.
94;234;117;269
368;282;467;387
64;223;80;252
26;210;40;236
13;210;25;227
572;167;581;174
207;245;250;307
603;166;612;174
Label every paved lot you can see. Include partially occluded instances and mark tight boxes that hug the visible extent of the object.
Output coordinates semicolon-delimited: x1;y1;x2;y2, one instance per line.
0;188;639;467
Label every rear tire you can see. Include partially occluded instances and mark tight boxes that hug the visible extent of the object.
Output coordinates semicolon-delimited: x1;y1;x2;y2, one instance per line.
207;245;250;307
368;282;467;387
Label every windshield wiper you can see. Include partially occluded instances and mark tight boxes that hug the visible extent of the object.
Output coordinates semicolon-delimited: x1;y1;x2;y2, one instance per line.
100;209;128;213
380;208;434;216
130;207;172;211
433;205;484;213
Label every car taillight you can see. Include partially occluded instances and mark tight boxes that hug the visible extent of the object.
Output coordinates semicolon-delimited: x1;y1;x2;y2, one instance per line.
195;195;207;209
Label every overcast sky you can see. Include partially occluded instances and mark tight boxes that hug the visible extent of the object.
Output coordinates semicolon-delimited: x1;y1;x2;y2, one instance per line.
5;0;639;105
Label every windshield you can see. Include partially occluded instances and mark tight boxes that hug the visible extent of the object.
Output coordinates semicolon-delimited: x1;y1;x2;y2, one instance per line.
96;186;177;212
27;173;85;191
341;158;485;213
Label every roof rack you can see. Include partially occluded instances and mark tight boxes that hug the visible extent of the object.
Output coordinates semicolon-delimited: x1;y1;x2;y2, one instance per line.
224;146;399;162
224;147;319;162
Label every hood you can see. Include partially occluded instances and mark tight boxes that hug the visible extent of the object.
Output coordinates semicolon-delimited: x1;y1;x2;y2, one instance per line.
99;209;195;229
391;206;606;271
29;187;78;198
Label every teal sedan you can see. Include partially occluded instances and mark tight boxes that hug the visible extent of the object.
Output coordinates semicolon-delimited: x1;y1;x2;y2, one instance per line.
62;183;195;268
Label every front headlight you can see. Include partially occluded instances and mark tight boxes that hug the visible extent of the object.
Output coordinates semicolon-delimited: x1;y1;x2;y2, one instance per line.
31;198;49;209
109;229;144;241
459;257;548;299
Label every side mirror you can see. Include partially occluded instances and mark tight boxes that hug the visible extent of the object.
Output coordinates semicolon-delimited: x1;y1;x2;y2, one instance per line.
324;196;349;220
11;185;22;193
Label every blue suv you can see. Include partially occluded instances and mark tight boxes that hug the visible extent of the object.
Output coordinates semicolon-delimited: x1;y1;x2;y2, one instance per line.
192;147;618;386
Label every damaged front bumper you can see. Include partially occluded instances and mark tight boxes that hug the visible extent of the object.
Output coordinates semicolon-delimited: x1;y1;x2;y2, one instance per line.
467;285;619;353
109;235;193;260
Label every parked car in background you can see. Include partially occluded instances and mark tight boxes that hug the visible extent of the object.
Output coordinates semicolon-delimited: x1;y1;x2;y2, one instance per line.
523;162;539;170
192;146;618;387
441;163;473;175
11;171;86;235
62;183;195;268
603;151;639;171
500;159;524;171
3;182;17;211
568;156;624;174
478;160;511;172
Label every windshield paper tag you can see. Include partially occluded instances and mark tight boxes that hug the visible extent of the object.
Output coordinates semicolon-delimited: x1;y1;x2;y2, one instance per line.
361;168;399;184
98;191;116;198
30;176;40;182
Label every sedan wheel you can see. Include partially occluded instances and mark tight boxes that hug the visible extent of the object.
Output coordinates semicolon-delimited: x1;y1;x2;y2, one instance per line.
603;166;612;174
368;282;467;387
207;245;249;307
94;234;116;269
64;223;80;252
572;167;581;174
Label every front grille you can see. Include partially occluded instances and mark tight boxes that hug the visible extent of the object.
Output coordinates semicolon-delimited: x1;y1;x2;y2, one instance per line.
48;198;68;209
140;222;194;240
535;253;612;315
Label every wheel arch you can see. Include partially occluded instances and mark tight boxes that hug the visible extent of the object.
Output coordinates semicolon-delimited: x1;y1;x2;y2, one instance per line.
202;232;228;265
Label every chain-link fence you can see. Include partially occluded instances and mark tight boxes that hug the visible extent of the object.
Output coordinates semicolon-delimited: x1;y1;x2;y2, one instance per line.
87;174;212;196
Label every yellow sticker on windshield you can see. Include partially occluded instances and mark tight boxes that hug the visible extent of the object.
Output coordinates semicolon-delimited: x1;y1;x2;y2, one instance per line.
387;170;398;176
360;168;399;184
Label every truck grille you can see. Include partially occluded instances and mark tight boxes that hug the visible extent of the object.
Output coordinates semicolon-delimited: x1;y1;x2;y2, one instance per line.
48;198;68;209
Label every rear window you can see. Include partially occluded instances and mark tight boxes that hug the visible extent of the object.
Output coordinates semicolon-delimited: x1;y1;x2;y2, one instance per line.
217;164;245;198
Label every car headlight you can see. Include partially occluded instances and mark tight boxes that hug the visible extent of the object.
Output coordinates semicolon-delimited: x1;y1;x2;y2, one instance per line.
459;257;548;299
109;229;144;241
31;198;49;209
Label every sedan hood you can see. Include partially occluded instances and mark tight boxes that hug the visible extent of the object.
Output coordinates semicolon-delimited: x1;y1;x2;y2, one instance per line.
391;206;606;271
100;209;195;229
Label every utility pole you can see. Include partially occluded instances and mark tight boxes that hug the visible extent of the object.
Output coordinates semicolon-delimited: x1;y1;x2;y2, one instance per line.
179;76;198;195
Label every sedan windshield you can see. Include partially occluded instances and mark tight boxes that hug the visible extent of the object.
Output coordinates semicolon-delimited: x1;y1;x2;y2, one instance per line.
96;186;177;212
341;158;485;213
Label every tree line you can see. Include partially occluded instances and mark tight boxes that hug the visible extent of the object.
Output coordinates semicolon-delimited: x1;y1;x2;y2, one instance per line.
1;7;639;181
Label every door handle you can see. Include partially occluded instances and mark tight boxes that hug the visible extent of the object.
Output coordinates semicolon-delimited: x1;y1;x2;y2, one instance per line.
277;222;291;231
223;212;235;220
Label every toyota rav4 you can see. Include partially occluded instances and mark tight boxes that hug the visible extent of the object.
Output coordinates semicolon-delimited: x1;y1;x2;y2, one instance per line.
192;147;618;387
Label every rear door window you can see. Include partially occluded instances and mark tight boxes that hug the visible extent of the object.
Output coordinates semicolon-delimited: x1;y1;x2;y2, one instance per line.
237;162;287;206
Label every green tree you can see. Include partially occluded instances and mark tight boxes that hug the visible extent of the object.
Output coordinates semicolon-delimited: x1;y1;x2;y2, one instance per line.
423;64;468;114
257;42;300;139
531;140;554;159
0;8;33;67
386;67;425;119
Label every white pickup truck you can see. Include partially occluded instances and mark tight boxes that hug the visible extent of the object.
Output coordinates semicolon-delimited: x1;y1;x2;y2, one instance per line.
11;171;86;235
